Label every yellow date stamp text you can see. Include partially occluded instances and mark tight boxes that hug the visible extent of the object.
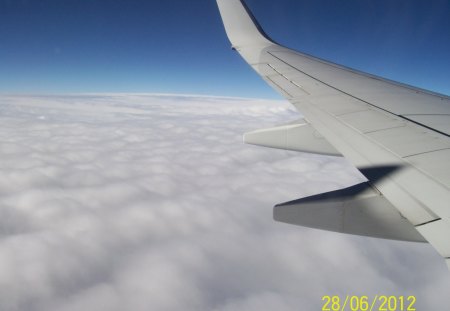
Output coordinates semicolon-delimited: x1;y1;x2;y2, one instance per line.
321;295;416;311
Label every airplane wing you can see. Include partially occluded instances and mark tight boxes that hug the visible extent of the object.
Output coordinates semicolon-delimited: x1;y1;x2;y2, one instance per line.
216;0;450;269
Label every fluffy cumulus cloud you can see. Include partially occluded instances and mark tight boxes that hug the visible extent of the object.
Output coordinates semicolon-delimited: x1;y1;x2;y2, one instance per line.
0;94;448;311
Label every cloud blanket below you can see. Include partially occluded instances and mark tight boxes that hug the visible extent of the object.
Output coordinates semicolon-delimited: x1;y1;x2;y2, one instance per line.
0;94;448;311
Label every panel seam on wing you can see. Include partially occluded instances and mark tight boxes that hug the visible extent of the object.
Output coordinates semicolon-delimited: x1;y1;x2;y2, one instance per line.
402;147;450;159
400;115;450;137
415;218;442;227
267;51;450;138
265;76;293;98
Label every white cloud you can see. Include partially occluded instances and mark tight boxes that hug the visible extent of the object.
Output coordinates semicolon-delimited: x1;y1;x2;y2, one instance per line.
0;94;448;311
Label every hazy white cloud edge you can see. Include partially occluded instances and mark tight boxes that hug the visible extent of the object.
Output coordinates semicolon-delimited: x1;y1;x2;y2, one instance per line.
0;94;448;311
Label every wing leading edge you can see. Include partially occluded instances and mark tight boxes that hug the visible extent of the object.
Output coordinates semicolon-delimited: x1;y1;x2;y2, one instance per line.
216;0;450;269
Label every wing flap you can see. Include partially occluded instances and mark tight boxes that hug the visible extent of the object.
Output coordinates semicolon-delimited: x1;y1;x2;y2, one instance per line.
274;182;426;242
244;122;341;156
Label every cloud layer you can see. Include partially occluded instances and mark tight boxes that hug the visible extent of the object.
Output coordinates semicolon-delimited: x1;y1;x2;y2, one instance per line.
0;94;448;311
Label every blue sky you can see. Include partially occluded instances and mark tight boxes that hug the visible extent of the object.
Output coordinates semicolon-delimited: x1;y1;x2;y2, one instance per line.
0;0;449;98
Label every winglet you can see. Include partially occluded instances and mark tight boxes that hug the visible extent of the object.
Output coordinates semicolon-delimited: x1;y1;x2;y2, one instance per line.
216;0;275;48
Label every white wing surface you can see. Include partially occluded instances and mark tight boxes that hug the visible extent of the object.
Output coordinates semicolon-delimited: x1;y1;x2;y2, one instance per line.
217;0;450;269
